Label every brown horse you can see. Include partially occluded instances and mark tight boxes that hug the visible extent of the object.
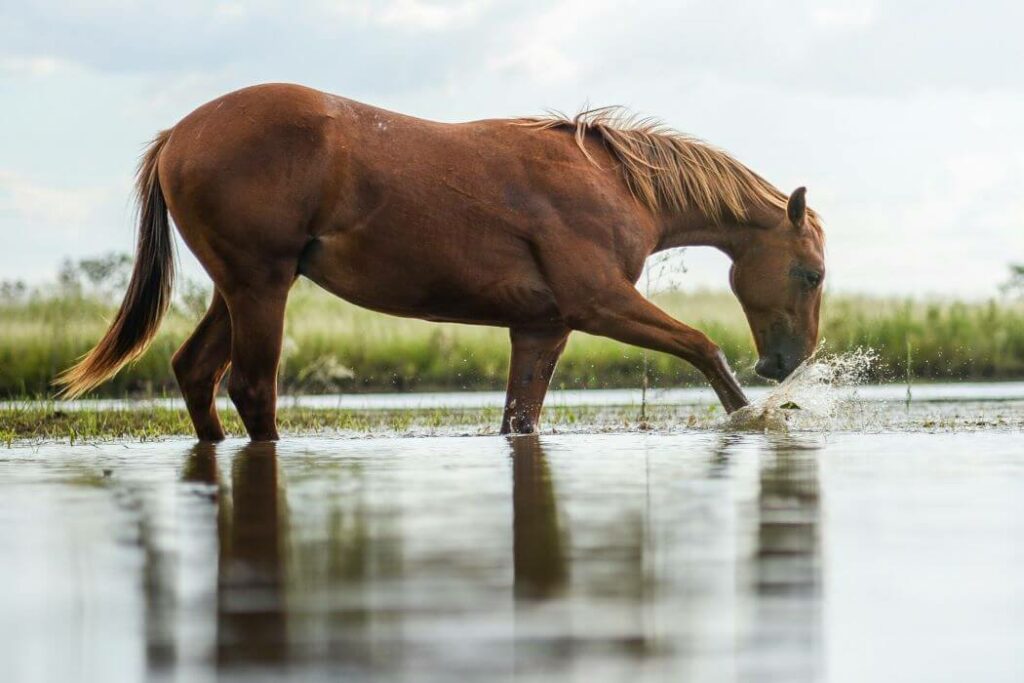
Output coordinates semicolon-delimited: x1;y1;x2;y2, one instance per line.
57;83;825;441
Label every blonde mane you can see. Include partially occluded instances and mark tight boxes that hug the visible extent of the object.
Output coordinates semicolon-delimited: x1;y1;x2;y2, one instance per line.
520;107;819;229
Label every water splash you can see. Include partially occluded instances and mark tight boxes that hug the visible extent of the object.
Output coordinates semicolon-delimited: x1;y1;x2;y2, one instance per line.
726;347;878;432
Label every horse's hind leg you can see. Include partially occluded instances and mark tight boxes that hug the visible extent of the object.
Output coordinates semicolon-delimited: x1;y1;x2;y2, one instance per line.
223;281;292;442
501;327;570;435
172;290;232;441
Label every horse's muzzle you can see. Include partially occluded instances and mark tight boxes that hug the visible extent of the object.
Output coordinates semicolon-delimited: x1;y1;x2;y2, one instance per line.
755;352;799;381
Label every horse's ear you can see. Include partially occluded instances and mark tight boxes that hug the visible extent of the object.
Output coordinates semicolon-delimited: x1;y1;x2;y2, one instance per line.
787;186;807;228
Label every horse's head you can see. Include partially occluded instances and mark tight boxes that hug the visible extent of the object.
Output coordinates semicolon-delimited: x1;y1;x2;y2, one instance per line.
729;187;825;381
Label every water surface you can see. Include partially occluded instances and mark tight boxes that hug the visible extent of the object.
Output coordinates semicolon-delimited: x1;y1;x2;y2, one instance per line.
2;431;1022;682
14;380;1024;412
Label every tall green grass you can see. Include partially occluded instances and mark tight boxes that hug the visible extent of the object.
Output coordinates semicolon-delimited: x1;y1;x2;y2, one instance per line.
2;282;1023;398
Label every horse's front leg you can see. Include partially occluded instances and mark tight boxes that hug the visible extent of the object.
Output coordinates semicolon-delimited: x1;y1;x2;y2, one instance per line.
500;326;571;434
562;284;749;414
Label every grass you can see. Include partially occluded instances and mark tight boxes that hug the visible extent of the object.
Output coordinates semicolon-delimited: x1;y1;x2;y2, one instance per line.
0;401;716;445
3;282;1024;400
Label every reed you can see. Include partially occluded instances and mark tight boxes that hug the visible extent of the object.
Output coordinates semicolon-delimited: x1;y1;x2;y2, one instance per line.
2;282;1023;398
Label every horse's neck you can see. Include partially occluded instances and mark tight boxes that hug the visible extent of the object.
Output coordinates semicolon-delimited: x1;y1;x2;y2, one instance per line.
653;209;734;255
654;203;782;257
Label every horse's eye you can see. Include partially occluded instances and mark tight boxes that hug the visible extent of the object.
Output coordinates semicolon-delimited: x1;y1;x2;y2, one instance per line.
791;266;823;290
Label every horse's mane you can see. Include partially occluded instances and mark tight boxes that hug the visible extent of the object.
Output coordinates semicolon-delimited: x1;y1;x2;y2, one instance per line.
519;107;820;229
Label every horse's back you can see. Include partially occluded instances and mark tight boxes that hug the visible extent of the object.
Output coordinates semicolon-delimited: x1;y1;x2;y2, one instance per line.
156;84;648;325
160;83;620;236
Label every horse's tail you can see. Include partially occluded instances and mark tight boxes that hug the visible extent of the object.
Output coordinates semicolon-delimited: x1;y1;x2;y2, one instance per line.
55;129;176;398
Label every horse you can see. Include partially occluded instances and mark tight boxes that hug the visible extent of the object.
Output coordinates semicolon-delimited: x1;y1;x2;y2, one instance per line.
56;83;826;441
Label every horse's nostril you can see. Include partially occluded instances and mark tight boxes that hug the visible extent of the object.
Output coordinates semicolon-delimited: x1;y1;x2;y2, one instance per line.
755;353;788;380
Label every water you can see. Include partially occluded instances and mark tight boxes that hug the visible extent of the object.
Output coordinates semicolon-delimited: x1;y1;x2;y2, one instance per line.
4;352;1024;680
11;380;1024;413
2;428;1024;682
8;380;1024;438
727;348;878;431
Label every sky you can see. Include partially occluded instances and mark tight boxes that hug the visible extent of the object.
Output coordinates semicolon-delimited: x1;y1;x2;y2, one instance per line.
2;0;1023;298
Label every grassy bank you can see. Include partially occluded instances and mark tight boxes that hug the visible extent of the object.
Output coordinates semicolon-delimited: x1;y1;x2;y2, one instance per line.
3;282;1024;398
0;402;717;445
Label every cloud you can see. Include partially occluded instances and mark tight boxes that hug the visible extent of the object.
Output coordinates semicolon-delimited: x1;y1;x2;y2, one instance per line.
312;0;488;30
811;1;876;29
0;55;80;77
4;1;1021;97
0;171;111;230
488;43;578;84
1;0;1023;295
378;0;488;30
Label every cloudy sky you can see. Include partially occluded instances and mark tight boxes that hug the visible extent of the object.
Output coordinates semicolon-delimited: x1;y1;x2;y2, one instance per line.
2;0;1023;297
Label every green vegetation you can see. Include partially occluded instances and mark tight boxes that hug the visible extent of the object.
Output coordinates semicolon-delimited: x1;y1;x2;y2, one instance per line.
3;256;1024;399
5;255;1023;444
0;402;719;445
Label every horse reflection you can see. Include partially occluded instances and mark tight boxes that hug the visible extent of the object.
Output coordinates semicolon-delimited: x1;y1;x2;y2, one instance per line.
145;442;225;671
746;437;822;681
181;441;219;486
176;441;401;671
509;435;567;600
215;441;288;666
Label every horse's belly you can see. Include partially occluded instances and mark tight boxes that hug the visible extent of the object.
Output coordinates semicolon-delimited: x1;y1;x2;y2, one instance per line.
298;231;562;327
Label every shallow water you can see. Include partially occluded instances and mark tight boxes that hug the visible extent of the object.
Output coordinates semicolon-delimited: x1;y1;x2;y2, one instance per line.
2;430;1023;682
9;381;1024;439
13;380;1024;412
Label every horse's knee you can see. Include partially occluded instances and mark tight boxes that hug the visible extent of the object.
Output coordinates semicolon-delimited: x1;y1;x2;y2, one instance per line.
686;336;726;375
